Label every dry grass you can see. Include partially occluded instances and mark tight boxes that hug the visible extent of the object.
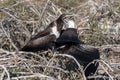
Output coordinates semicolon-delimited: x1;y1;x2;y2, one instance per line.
0;0;120;80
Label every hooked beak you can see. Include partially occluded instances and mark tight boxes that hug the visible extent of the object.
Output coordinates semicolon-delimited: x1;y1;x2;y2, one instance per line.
62;14;78;29
63;14;77;24
65;14;78;17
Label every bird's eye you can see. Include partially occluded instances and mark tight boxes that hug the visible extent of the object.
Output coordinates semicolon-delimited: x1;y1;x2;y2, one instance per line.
63;17;67;19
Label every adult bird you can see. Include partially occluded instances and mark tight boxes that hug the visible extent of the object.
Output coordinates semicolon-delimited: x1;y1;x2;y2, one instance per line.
56;20;100;80
20;14;74;52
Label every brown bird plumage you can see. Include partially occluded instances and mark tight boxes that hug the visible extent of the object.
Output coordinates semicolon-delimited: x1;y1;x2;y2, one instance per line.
20;14;74;52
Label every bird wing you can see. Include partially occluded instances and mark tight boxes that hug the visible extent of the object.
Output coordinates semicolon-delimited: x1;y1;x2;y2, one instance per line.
20;22;58;52
69;44;100;61
32;28;51;40
20;34;56;52
58;44;99;62
29;35;53;47
56;28;81;47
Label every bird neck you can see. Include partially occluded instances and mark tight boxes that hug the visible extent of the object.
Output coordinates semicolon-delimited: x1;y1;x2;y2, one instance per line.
67;20;76;29
56;19;64;32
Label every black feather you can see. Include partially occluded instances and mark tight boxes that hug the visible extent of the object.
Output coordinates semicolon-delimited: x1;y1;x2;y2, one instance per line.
56;28;83;47
55;28;100;80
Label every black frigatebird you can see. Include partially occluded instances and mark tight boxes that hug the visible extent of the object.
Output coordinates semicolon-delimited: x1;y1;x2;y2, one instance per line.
56;20;100;80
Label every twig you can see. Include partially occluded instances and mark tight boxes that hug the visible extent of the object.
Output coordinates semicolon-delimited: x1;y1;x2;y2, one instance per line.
0;70;5;80
19;51;47;62
0;65;11;80
87;75;111;79
11;73;58;80
55;54;86;80
0;8;21;21
0;21;18;51
100;59;113;72
10;1;25;8
101;65;113;80
39;0;50;25
84;59;114;80
84;59;99;73
23;61;33;73
28;0;41;19
43;50;56;75
51;2;62;14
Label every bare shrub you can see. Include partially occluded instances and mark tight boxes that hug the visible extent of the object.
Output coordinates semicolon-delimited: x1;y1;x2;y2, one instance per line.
0;0;120;80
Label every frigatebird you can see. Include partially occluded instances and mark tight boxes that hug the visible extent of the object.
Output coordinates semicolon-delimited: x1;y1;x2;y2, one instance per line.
56;20;100;80
20;14;74;52
56;20;83;47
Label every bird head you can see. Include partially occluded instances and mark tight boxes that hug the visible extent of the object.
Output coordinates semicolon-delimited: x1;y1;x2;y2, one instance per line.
60;14;74;22
56;14;76;31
